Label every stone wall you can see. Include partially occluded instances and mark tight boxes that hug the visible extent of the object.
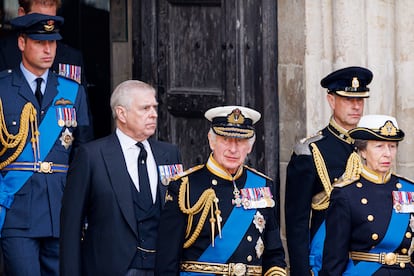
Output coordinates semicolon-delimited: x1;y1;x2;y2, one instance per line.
278;0;414;270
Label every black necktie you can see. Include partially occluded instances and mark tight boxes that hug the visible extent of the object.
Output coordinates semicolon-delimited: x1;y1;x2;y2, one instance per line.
136;142;153;209
35;78;43;105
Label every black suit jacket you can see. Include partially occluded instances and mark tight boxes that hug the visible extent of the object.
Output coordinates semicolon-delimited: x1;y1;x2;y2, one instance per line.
60;133;182;276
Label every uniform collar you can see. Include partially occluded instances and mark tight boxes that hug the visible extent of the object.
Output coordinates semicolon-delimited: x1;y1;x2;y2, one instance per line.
327;117;354;144
361;165;391;184
206;153;243;181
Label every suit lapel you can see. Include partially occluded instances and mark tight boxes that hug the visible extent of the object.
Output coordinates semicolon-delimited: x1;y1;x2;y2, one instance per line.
149;139;170;206
102;134;138;237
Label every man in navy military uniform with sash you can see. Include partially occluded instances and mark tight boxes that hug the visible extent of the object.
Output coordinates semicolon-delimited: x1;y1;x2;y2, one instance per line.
285;66;373;276
155;106;287;276
0;13;92;275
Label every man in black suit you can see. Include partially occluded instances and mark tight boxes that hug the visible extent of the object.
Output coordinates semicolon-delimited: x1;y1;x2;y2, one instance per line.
0;0;87;87
60;80;183;276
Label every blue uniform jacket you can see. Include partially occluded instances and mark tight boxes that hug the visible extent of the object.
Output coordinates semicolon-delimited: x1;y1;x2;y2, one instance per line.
0;68;92;238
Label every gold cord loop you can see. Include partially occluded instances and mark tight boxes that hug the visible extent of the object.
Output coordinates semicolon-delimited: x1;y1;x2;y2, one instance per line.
0;99;38;169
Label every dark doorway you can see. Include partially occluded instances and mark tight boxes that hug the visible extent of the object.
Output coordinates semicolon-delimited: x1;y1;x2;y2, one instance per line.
60;0;112;139
132;0;279;184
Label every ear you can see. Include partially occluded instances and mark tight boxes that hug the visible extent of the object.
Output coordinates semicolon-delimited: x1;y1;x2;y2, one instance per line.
207;132;215;151
326;93;335;110
17;36;25;52
115;106;127;123
17;7;26;16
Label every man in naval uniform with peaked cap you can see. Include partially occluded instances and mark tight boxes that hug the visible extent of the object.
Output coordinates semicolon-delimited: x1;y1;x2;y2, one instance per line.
155;106;287;276
285;66;373;276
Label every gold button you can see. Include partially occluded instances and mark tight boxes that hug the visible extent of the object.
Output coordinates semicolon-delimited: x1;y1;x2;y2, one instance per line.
367;215;374;221
396;182;402;189
401;248;408;254
356;182;363;188
405;232;412;239
212;179;218;185
247;236;252;242
246;255;252;262
400;262;406;268
334;178;338;182
361;198;368;204
372;233;379;240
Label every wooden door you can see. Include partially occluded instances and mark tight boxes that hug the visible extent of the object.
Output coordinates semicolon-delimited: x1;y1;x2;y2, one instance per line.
132;0;279;185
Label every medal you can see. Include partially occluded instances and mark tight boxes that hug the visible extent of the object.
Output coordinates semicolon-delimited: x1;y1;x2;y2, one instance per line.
59;128;74;149
58;119;65;127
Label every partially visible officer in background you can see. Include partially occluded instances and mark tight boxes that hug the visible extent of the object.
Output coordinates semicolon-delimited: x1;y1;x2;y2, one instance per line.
0;13;92;275
285;66;373;275
155;106;287;276
0;0;87;88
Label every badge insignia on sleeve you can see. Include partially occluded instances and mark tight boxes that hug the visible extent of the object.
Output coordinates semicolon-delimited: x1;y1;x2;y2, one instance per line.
158;164;184;186
59;128;74;149
392;191;414;213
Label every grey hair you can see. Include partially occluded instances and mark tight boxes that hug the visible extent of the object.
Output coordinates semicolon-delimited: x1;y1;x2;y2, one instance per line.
208;128;256;146
110;80;156;119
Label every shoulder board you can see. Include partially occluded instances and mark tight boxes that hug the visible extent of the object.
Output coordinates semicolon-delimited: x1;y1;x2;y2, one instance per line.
243;165;272;181
293;131;324;155
394;173;414;185
332;176;360;188
170;164;204;181
0;69;12;79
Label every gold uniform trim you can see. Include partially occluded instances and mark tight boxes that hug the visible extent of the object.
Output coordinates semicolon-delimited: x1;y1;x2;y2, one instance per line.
350;251;410;267
264;266;287;276
180;261;262;276
310;143;332;210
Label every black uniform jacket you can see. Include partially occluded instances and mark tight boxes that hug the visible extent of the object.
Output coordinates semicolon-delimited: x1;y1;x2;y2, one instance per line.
285;118;354;276
155;155;286;275
320;169;414;276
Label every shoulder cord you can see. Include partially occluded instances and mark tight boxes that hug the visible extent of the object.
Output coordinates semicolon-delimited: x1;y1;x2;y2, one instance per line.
178;176;222;248
310;143;332;210
0;99;38;169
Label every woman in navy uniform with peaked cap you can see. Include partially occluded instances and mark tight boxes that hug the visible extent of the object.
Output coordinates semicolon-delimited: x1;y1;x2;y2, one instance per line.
320;115;414;275
155;106;286;276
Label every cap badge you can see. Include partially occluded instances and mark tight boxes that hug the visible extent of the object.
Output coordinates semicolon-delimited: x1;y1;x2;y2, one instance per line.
380;120;397;136
351;77;360;89
44;20;55;32
227;108;245;124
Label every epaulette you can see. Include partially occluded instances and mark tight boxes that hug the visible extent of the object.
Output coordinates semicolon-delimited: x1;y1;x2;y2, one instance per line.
170;164;204;181
394;173;414;185
244;165;273;181
0;69;12;79
293;131;324;155
332;175;360;188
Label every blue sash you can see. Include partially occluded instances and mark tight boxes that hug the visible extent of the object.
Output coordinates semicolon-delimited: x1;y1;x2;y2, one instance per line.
309;221;326;276
0;77;78;234
180;170;265;276
344;178;414;275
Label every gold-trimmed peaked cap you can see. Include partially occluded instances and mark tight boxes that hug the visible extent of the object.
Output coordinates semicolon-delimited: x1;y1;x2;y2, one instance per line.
10;13;63;41
321;66;373;98
349;114;404;141
204;106;261;139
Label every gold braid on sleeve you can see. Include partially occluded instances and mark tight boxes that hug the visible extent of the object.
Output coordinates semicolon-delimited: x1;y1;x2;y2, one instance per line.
178;177;222;248
264;266;287;276
0;99;38;169
310;143;332;210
